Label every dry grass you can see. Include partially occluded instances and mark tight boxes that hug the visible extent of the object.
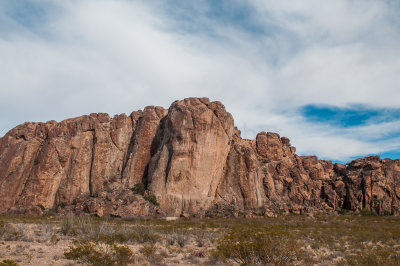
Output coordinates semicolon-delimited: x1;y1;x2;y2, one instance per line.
0;214;399;265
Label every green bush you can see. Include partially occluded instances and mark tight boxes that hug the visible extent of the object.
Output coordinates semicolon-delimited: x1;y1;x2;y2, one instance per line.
383;210;392;216
50;234;60;245
132;183;145;196
360;208;370;216
144;195;159;206
212;224;305;265
0;221;5;237
0;260;19;266
97;233;128;244
64;239;134;265
361;208;378;216
36;204;45;211
56;202;67;209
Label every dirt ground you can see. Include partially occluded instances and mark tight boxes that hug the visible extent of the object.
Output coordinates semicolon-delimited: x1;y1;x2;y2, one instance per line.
1;214;399;265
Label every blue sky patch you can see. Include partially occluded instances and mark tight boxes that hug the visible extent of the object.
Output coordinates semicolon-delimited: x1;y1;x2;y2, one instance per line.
332;150;400;164
158;0;270;37
379;150;400;160
300;104;400;128
0;0;60;38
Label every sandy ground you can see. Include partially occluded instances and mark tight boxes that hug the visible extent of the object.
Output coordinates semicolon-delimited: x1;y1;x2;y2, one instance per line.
1;215;399;265
0;240;217;265
0;222;219;265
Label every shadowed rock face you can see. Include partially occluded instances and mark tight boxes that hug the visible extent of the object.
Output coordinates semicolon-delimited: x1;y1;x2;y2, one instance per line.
0;97;399;217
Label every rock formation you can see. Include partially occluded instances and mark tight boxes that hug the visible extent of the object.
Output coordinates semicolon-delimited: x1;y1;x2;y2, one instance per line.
0;97;399;218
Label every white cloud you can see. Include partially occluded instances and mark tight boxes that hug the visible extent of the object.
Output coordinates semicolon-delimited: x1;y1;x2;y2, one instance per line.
275;44;400;108
0;0;399;161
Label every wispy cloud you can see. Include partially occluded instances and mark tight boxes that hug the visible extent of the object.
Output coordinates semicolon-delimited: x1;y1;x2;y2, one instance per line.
0;0;399;161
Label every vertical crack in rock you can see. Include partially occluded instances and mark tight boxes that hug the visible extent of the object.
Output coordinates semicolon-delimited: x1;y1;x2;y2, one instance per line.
119;114;138;181
55;144;62;164
361;175;367;209
89;130;96;196
370;172;374;210
164;142;173;186
122;107;168;187
121;130;136;179
110;130;123;153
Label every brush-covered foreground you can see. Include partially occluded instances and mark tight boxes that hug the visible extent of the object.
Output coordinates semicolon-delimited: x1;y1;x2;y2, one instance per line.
0;214;399;265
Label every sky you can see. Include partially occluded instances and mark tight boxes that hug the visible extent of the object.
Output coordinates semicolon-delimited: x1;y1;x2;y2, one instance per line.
1;0;400;162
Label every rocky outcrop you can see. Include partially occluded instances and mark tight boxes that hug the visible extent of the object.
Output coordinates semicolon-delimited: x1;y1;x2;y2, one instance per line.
122;106;167;188
147;98;234;216
0;110;165;216
0;97;399;217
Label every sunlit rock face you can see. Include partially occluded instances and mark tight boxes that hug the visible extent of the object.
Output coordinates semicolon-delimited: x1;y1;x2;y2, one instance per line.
0;97;399;217
147;98;234;216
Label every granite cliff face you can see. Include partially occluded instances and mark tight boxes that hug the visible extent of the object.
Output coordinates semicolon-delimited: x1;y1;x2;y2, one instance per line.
1;97;399;217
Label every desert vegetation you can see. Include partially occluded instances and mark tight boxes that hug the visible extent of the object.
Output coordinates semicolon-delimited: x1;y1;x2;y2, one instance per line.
0;213;399;265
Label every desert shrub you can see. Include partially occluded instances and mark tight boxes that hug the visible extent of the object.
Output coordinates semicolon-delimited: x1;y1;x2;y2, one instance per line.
97;233;128;244
75;216;99;234
360;208;370;216
339;208;348;215
383;210;392;216
36;204;45;211
130;226;159;243
0;221;5;237
164;227;188;247
50;234;60;245
0;222;23;241
111;245;134;264
0;260;19;266
56;202;67;209
61;216;75;235
193;229;206;247
83;220;110;239
140;243;165;264
132;183;145;195
60;215;109;237
345;245;400;265
361;208;378;216
60;216;94;236
255;206;267;216
212;224;304;265
176;228;188;248
144;195;159;206
166;235;175;246
64;239;134;265
140;243;157;257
